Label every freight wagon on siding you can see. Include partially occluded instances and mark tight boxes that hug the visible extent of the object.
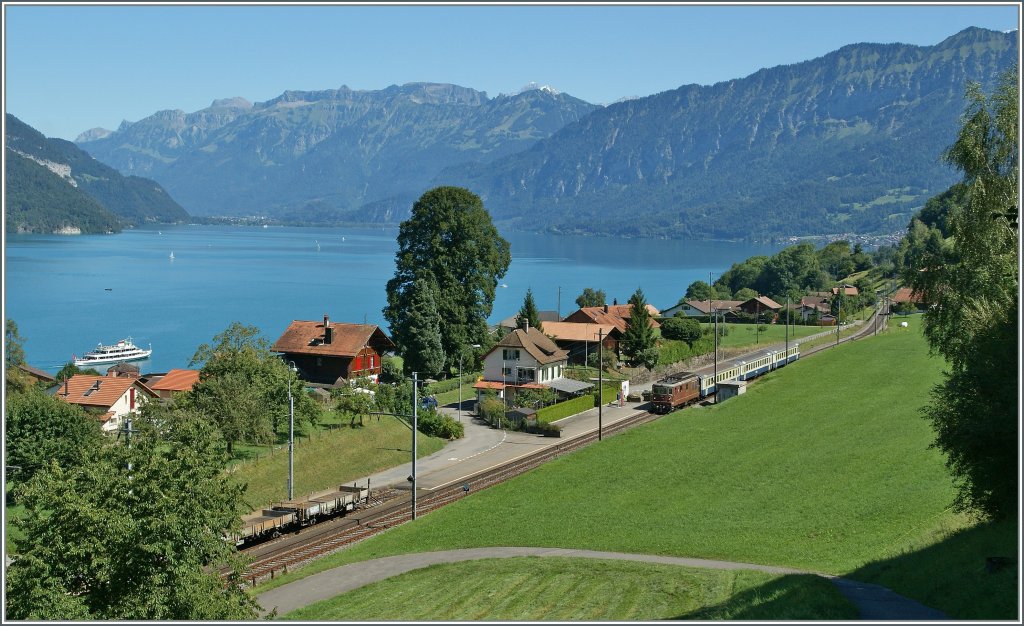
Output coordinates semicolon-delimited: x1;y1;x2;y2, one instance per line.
232;483;369;546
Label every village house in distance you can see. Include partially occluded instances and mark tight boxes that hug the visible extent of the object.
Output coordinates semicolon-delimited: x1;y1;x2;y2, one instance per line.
271;315;395;386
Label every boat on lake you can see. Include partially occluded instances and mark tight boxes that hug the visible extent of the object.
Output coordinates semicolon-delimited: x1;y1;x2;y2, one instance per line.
73;337;152;367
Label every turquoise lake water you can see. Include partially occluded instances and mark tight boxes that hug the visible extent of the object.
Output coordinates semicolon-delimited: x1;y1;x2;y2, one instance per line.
4;225;783;374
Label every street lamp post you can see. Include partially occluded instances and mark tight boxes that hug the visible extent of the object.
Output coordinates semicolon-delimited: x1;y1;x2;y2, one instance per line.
287;361;297;501
458;344;481;423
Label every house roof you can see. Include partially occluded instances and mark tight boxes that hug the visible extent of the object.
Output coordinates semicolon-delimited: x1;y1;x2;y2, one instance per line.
271;318;395;358
495;327;568;365
539;322;619;342
681;300;744;315
564;304;661;332
744;295;783;310
148;368;200;392
17;364;55;382
473;380;547;391
55;375;155;409
497;310;562;329
891;287;925;304
832;285;860;296
801;295;830;307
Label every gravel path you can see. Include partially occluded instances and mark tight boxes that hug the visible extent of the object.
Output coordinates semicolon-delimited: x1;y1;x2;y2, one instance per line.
255;546;949;620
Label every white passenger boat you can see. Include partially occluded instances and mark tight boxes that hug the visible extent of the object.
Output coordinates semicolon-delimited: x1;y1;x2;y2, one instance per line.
73;337;152;367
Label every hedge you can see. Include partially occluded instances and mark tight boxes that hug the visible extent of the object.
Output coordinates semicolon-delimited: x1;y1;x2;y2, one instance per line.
535;394;594;425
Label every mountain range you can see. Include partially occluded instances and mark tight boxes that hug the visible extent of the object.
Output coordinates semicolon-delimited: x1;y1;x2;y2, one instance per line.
5;114;189;234
72;27;1018;240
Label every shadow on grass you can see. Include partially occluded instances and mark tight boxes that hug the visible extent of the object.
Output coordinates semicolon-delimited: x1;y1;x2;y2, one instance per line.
671;574;858;621
845;516;1018;620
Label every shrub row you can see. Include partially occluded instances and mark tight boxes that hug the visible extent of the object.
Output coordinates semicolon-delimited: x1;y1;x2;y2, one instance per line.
536;394;594;425
424;373;478;396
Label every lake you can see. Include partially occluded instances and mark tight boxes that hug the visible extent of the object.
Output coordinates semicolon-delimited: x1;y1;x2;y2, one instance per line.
4;225;783;374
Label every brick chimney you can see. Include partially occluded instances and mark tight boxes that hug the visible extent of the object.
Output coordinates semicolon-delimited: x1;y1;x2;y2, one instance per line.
324;314;333;344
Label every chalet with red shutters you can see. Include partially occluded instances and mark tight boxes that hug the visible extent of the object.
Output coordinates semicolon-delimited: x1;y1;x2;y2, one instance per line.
271;315;395;386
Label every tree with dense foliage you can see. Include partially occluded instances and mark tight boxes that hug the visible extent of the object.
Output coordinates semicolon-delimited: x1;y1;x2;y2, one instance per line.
401;278;446;376
515;287;544;332
905;67;1018;519
621;288;657;369
5;385;103;487
186;322;318;455
683;280;712;302
817;241;857;279
384;187;511;371
5;409;259;620
575;287;606;308
733;287;758;301
53;361;102;383
756;243;829;302
4;319;33;392
660;316;702;346
717;256;769;296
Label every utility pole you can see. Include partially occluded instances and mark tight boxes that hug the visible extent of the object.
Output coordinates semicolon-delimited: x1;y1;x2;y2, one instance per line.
557;286;561;321
411;371;418;520
785;296;790;359
836;297;841;348
713;308;718;404
597;328;603;441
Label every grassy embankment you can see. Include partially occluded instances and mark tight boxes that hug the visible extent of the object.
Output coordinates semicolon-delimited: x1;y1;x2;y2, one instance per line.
230;415;446;511
258;316;1017;620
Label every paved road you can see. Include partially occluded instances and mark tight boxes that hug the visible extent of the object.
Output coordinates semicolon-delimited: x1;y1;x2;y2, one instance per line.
256;547;949;620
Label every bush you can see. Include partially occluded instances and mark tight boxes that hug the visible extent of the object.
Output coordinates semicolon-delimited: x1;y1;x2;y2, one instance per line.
660;316;703;345
424;372;477;396
416;408;465;440
536;394;594;425
478;396;506;427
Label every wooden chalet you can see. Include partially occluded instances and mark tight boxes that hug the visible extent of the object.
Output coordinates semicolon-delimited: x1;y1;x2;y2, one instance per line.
271;315;395;386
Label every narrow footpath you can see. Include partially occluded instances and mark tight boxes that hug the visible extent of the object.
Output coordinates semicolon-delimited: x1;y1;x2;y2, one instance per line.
257;312;949;620
255;547;949;620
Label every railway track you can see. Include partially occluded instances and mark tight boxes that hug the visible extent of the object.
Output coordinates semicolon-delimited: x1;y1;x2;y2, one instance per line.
237;406;662;585
239;308;886;586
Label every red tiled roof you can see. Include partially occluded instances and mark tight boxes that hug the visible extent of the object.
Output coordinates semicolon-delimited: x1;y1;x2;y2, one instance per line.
271;318;395;358
540;322;619;342
564;304;661;332
55;375;155;409
473;380;547;390
148;368;200;392
891;287;925;304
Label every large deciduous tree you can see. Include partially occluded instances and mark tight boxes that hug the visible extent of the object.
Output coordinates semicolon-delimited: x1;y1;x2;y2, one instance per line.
5;409;259;620
575;287;606;308
186;321;318;455
384;187;510;369
5;385;103;486
905;67;1018;519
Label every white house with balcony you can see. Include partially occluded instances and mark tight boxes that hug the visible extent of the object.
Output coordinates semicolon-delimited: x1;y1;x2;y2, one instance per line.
473;324;571;402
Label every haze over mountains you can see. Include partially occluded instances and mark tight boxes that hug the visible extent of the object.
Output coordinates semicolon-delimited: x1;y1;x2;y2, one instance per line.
57;27;1021;239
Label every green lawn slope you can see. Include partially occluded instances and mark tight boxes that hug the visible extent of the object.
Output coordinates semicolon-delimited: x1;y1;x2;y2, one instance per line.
259;317;1017;620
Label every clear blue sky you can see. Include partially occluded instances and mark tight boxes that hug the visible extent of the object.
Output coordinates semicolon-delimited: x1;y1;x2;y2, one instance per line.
4;2;1020;141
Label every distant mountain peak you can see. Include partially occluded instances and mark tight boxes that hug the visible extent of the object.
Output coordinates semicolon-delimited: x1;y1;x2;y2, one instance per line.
75;127;113;143
210;97;253;110
518;82;561;95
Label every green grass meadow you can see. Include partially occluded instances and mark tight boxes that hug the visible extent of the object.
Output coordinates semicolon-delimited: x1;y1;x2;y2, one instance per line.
230;417;445;511
281;557;858;621
260;317;1017;620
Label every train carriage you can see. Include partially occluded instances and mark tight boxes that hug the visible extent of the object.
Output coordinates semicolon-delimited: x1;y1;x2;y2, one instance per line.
232;483;370;546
